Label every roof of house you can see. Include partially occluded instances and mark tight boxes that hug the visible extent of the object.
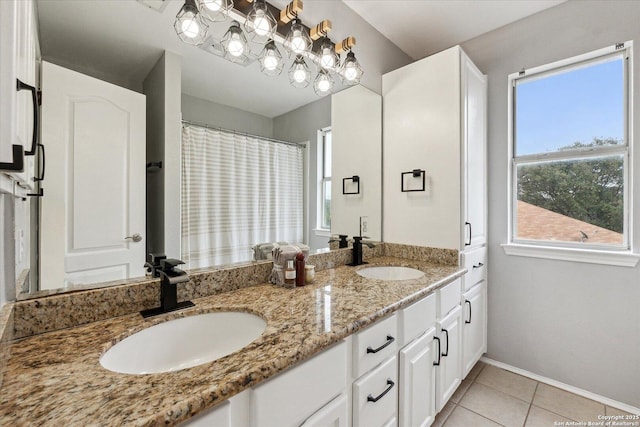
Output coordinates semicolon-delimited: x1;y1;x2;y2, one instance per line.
516;201;623;244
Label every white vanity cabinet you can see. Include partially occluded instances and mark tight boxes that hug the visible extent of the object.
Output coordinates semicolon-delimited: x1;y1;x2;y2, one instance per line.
179;280;473;427
0;0;39;188
252;340;348;427
352;313;399;427
382;45;487;252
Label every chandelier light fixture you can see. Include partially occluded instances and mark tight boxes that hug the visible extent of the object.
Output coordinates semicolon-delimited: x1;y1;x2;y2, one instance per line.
289;55;311;88
174;0;209;45
259;40;284;76
173;0;364;96
221;20;250;63
196;0;234;22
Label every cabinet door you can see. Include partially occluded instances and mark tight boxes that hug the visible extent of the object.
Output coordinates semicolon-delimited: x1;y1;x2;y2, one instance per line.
353;355;398;427
461;52;487;249
399;327;437;427
436;305;462;412
301;394;348;427
462;281;487;377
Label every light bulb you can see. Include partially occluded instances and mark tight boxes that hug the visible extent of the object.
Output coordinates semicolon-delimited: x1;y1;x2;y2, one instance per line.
181;12;200;38
320;53;335;69
344;65;358;81
290;34;306;54
228;38;244;56
293;69;307;83
263;55;278;71
203;0;222;11
253;15;271;36
317;78;331;92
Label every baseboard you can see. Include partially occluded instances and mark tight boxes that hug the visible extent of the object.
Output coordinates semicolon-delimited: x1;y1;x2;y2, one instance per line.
480;357;640;415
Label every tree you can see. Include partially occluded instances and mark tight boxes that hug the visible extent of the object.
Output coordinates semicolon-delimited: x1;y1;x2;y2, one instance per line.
517;138;624;233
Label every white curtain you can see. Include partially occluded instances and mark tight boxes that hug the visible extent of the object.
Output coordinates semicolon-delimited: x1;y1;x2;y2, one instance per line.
181;124;304;268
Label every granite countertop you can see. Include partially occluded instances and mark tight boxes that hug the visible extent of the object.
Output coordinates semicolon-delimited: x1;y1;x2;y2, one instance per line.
0;256;465;426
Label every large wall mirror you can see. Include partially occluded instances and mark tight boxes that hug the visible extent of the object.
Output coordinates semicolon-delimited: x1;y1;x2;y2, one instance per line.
26;0;388;296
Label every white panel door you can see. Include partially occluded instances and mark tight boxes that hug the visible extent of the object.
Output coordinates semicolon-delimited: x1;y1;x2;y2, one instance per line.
40;61;145;290
462;281;487;377
436;305;462;412
462;52;487;249
399;328;437;427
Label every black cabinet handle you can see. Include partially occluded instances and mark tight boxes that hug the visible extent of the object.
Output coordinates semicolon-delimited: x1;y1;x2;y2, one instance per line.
0;144;25;172
33;144;45;182
465;300;472;324
367;379;395;403
433;336;441;366
17;79;39;156
465;222;471;246
441;329;449;357
472;262;484;269
366;335;395;354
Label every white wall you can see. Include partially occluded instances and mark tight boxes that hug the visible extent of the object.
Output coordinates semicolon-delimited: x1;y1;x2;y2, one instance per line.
274;97;331;251
461;0;640;407
331;85;382;241
181;94;274;139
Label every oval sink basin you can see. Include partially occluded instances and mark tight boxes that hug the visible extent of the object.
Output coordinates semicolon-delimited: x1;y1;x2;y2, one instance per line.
357;266;425;281
100;312;266;374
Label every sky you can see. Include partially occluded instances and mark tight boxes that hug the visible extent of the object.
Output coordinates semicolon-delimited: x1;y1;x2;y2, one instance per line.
515;57;624;156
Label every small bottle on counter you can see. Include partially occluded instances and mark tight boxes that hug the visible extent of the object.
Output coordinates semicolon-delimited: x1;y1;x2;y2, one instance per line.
284;260;296;287
295;252;305;287
305;264;315;283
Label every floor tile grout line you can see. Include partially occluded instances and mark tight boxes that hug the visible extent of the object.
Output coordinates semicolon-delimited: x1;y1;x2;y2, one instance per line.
463;405;508;426
522;381;540;427
465;378;536;406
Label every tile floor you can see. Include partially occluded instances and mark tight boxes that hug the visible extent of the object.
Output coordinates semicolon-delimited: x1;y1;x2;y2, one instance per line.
433;361;636;427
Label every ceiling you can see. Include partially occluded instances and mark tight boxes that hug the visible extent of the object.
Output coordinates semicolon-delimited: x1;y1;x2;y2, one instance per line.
37;0;564;118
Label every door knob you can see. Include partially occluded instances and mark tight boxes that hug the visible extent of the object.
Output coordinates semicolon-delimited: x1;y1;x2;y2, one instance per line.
124;233;142;243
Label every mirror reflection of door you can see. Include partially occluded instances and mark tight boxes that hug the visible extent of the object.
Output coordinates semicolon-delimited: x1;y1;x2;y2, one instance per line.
39;62;146;290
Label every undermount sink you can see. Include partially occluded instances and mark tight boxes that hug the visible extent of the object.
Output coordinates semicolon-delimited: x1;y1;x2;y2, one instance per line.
356;266;425;281
100;311;266;375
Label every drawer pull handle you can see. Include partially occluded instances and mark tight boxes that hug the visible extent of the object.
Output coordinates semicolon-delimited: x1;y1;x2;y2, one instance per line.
465;299;472;324
433;336;441;366
366;335;395;354
472;262;484;269
441;329;449;357
367;379;395;403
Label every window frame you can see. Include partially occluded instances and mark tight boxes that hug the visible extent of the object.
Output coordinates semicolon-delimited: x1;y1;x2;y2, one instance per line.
503;41;639;266
317;127;332;232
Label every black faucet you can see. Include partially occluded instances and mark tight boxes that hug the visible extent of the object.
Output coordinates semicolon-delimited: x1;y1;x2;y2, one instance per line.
140;258;194;318
144;253;166;278
350;236;376;266
328;234;349;248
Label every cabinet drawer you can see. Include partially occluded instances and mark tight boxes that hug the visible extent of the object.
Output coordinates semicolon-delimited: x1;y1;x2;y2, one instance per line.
353;355;398;427
252;341;347;427
437;279;461;318
353;314;398;378
301;393;348;427
461;246;486;291
399;292;436;347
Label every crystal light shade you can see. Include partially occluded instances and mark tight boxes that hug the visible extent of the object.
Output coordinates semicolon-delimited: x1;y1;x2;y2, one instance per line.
289;55;311;88
313;69;334;96
244;0;277;43
284;19;312;59
174;0;209;46
197;0;234;22
317;38;339;71
338;51;364;85
259;41;284;76
221;21;250;64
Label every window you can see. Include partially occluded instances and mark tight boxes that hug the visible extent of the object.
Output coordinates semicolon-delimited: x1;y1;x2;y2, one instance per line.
508;42;632;255
319;128;331;230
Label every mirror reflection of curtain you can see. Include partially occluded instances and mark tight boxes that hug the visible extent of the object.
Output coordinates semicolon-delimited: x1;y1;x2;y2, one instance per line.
181;124;304;268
